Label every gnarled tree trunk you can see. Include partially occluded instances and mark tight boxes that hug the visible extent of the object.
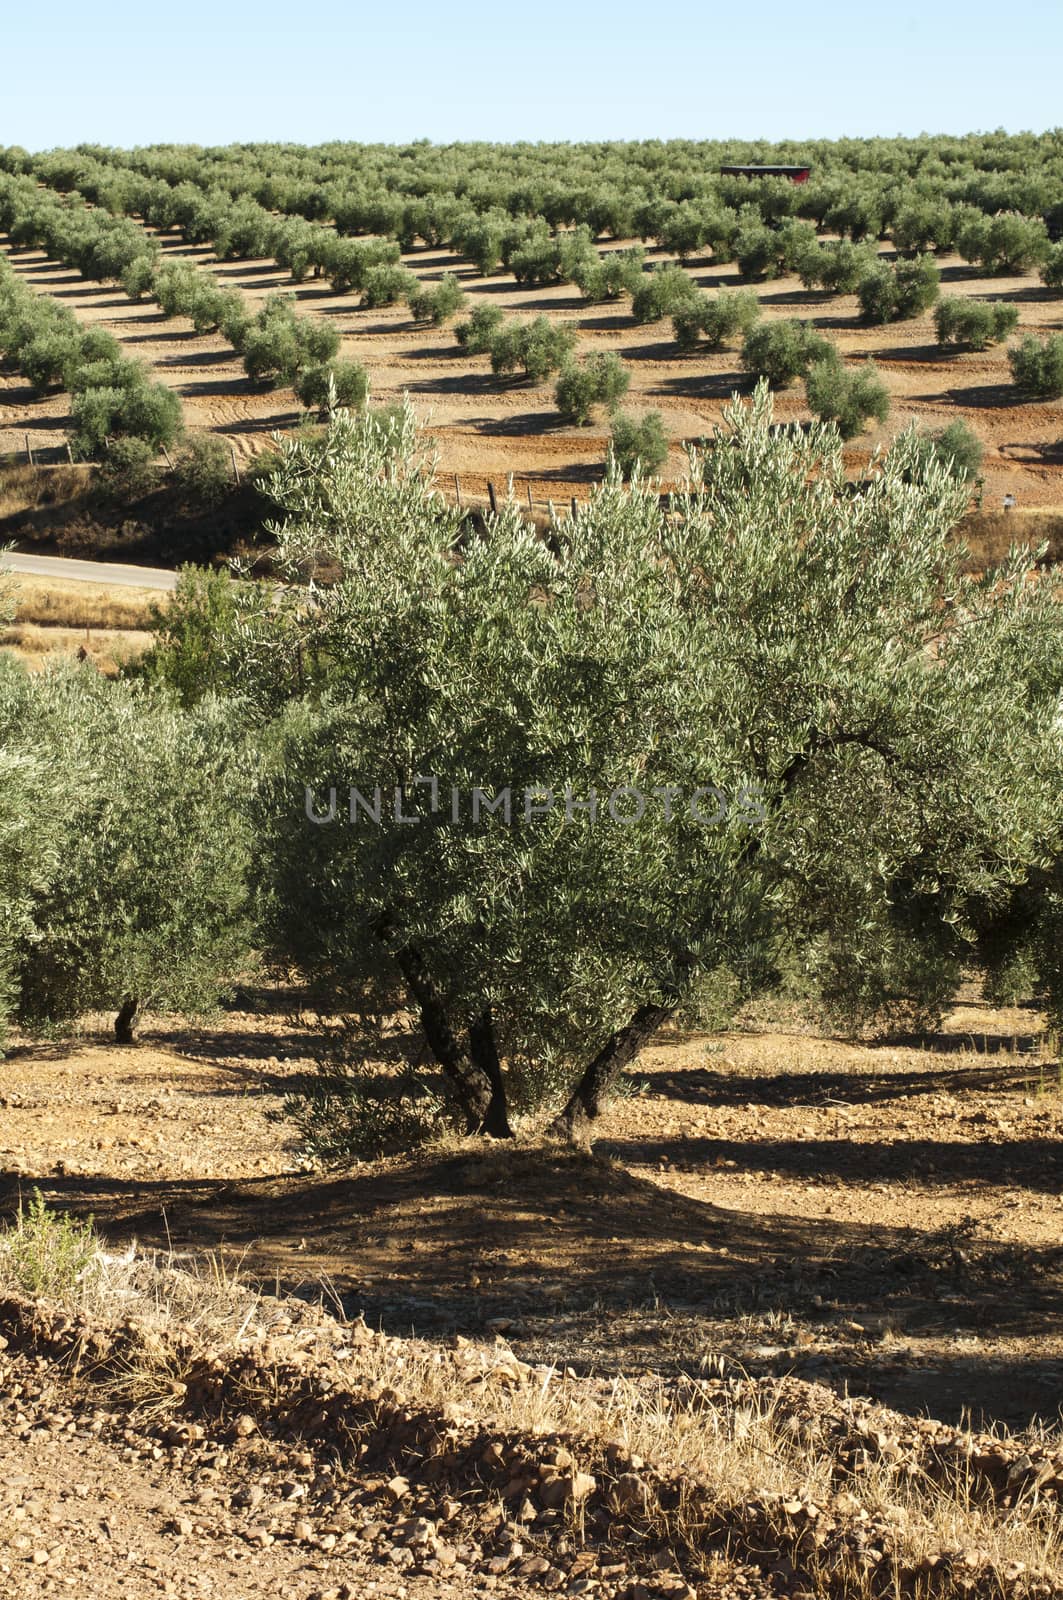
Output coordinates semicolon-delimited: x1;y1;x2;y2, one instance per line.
549;1001;676;1143
114;997;140;1045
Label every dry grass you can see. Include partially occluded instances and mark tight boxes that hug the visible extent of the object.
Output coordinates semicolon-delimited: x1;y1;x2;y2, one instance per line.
0;622;154;675
6;574;161;630
0;461;91;519
1;1199;1059;1597
958;508;1063;571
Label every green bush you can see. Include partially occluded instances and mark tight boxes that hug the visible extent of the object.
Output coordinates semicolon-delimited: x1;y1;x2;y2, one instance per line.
0;1191;98;1301
741;320;833;388
407;273;466;325
957;214;1049;275
1008;334;1063;399
96;436;160;500
360;264;419;308
907;421;984;484
21;330;78;390
857;254;940;323
797;240;878;293
119;381;184;450
1041;244;1063;291
66;354;145;396
805;355;890;440
154;263;201;318
121;256;157;302
573;246;645;303
489;316;576;382
242;317;301;385
454;302;504;353
933;298;1019;350
631;264;699;324
608;410;668;478
172;434;233;506
294;359;369;417
672;289;759;351
554;353;629;425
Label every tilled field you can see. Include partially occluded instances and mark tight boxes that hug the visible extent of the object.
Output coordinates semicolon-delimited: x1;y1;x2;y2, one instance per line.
1;231;1061;509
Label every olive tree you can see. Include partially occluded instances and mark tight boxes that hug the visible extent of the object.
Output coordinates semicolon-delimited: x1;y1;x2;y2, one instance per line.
934;299;1019;350
741;320;833;388
0;665;258;1043
805;356;890;440
233;392;1063;1146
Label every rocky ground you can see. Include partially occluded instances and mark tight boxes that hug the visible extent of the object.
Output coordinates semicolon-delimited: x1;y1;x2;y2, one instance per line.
1;988;1060;1431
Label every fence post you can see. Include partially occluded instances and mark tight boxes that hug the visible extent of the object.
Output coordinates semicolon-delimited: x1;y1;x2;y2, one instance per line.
24;433;34;468
230;442;241;485
526;482;533;511
161;445;174;472
571;496;578;519
488;481;498;515
454;473;462;510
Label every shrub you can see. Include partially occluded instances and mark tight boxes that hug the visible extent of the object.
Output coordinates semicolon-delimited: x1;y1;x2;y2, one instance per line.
294;360;369;417
0;1191;98;1301
741;320;833;388
21;330;78;390
407;273;466;325
510;225;597;287
1041;244;1063;290
242;319;301;385
66;354;145;396
631;264;699;324
96;436;160;500
154;263;201;318
119;381;184;450
454;302;504;353
1008;334;1063;399
360;264;419;308
489;316;576;382
293;318;340;368
907;421;984;484
573;246;645;303
608;410;668;478
892;202;955;256
797;240;878;293
857;255;940;323
958;214;1049;275
172;434;233;506
554;353;630;425
672;289;759;352
933;298;1019;350
71;385;127;458
805;356;890;440
121;256;157;302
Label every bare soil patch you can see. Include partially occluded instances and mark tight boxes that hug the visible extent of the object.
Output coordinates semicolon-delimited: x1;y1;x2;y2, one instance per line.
2;990;1061;1433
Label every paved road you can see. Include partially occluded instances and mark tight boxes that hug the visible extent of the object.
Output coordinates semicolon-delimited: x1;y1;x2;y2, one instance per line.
0;551;179;591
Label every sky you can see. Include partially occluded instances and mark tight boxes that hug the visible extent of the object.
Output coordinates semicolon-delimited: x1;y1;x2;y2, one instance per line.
4;0;1062;150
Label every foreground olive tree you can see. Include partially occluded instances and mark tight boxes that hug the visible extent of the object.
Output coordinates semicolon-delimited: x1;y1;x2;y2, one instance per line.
244;391;1063;1143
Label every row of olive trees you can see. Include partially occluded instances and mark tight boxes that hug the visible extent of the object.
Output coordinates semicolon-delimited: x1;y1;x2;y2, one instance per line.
18;138;1063;310
0;255;183;461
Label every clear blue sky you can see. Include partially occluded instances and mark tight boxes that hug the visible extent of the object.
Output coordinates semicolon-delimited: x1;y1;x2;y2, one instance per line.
5;0;1062;149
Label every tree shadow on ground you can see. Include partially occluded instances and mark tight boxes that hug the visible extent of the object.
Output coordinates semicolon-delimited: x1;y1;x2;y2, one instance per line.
4;1145;1059;1429
945;382;1027;409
